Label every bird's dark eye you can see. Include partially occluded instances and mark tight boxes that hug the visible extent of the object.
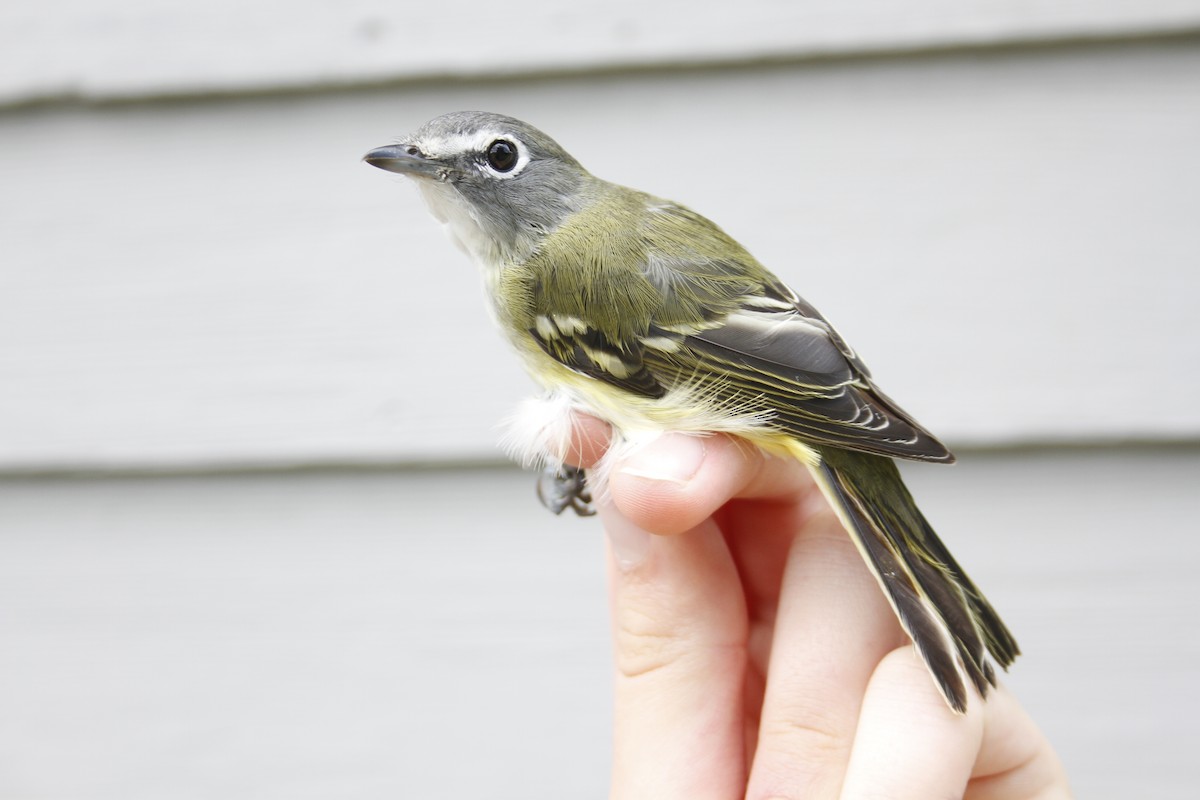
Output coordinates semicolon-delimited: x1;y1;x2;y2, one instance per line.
486;139;518;172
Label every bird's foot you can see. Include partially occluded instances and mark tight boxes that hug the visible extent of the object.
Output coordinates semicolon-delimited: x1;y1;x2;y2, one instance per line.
536;464;595;516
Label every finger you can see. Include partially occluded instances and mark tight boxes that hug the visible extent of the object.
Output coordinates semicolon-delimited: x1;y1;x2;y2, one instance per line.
743;501;907;799
560;411;613;469
839;645;985;799
601;498;749;800
609;433;812;535
967;684;1072;799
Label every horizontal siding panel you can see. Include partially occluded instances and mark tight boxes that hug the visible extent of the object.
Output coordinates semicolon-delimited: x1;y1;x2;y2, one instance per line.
1;41;1198;470
3;0;1200;105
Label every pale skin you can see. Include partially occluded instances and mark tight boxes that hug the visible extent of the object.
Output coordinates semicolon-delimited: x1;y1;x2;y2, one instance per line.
560;414;1072;800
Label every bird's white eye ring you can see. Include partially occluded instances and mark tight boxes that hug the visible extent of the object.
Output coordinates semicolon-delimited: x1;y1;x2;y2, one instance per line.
486;139;519;172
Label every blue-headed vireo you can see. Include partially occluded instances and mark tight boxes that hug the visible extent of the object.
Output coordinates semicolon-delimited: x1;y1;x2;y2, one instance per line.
364;111;1018;713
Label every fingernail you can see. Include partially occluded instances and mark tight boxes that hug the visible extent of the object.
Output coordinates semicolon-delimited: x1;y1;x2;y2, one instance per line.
618;434;706;485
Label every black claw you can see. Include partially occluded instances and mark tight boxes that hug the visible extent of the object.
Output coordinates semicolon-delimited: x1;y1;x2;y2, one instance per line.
536;465;595;516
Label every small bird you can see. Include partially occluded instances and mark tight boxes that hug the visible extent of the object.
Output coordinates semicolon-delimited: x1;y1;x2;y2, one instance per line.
364;111;1018;713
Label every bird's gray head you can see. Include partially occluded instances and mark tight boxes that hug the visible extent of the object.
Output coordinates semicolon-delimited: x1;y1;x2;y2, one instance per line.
364;111;590;265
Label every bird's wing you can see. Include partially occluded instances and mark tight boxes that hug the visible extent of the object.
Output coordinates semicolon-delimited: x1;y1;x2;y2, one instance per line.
651;281;954;462
522;198;953;462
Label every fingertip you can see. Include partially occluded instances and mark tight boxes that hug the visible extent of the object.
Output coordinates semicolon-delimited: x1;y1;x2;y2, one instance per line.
840;645;985;799
606;434;817;535
873;645;987;733
610;434;761;535
561;412;612;469
973;682;1072;796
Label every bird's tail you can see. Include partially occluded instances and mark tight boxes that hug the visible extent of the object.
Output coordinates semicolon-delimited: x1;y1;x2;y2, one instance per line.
811;446;1020;713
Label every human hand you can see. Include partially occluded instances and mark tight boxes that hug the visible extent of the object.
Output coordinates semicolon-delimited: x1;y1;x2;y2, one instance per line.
564;415;1071;799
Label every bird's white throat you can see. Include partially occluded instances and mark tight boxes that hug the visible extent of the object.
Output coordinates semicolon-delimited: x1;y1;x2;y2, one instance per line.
415;180;503;269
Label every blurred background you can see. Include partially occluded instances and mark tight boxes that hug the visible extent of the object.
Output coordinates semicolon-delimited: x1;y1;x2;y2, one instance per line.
2;2;1199;797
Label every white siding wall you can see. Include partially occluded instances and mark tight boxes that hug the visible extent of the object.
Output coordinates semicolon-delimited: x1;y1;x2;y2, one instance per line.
2;3;1198;797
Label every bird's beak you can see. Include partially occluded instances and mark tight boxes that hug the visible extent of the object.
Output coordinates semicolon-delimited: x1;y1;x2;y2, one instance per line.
362;144;446;180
